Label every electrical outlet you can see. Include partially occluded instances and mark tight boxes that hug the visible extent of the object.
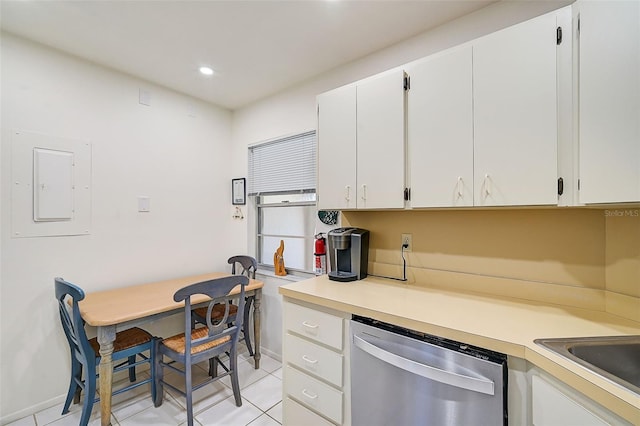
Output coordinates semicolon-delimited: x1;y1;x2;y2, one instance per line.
401;233;412;252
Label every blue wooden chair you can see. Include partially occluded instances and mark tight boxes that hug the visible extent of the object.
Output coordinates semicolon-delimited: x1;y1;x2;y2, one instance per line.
55;277;156;426
192;255;257;366
154;275;248;426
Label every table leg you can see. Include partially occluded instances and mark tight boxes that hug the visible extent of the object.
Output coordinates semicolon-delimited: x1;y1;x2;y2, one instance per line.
253;288;262;369
97;325;116;426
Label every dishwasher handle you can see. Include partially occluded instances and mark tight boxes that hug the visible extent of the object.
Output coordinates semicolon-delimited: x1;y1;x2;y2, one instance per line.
353;334;495;395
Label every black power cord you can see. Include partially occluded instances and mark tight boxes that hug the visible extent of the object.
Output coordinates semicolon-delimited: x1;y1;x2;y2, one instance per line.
369;244;408;282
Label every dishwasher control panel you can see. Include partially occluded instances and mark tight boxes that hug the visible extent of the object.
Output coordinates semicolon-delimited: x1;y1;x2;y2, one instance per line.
352;315;507;364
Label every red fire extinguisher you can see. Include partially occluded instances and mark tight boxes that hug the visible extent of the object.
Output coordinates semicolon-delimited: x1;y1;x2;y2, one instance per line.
314;233;327;275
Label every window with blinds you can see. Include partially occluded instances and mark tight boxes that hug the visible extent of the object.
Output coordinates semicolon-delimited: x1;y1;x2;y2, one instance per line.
248;131;317;273
248;130;316;195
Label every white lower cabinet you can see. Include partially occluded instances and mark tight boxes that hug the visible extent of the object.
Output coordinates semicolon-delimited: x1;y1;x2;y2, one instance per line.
283;397;334;426
282;300;631;426
282;300;350;425
531;374;631;426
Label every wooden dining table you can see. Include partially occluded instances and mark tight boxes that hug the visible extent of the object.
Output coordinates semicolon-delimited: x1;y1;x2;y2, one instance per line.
78;272;264;426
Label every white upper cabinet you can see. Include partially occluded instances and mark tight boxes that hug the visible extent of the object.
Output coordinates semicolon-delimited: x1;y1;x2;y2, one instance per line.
356;69;406;209
317;69;405;210
317;85;357;210
473;11;561;206
407;45;474;208
318;7;579;210
576;0;640;204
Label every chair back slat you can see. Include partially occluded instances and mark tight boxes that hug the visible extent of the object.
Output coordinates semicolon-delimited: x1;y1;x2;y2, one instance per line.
202;300;230;331
55;278;96;364
58;300;81;350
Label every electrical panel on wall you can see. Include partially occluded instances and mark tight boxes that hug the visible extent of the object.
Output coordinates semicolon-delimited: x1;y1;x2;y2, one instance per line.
33;148;74;221
11;130;91;237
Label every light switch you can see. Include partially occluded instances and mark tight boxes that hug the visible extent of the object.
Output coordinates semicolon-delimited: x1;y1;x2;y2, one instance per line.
138;196;150;212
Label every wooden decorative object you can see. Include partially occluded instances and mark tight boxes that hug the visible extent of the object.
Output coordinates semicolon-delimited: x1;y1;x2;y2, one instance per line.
274;240;286;276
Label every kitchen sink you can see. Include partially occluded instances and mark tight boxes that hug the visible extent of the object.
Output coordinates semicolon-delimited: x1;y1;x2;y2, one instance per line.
534;335;640;395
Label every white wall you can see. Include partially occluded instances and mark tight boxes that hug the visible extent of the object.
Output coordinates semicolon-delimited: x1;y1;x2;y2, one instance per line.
0;34;238;421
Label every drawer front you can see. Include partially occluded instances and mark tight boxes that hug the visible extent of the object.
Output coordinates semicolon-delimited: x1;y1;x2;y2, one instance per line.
284;397;335;426
285;365;343;424
285;332;343;387
285;301;343;350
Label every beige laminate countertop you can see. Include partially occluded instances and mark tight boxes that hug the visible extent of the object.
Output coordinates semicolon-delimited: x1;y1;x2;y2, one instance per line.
279;275;640;424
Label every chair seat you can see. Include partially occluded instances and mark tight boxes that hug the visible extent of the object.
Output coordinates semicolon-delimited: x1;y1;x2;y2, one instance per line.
162;326;231;355
193;303;238;321
89;327;153;356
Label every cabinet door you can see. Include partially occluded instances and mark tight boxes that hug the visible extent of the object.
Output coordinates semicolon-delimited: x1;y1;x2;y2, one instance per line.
407;46;473;208
473;11;559;206
532;375;610;426
356;69;406;209
284;397;334;426
577;0;640;204
317;85;357;210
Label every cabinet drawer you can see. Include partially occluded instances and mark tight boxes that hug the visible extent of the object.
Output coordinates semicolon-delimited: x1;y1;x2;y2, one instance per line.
285;332;343;387
285;302;343;350
284;397;335;426
285;365;343;425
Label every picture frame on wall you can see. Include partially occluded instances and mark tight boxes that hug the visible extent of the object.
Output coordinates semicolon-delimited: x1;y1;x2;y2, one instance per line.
232;178;246;205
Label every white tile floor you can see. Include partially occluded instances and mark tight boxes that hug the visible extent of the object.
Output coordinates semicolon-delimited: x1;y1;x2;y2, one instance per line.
8;351;283;426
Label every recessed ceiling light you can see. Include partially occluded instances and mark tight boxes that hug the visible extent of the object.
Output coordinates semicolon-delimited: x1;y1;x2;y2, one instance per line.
199;66;214;76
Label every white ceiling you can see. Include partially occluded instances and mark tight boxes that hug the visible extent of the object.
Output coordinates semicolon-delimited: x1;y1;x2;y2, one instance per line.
0;0;498;110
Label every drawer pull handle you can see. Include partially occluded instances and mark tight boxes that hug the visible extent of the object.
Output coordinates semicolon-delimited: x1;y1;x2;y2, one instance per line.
302;321;319;330
302;388;318;400
302;355;318;365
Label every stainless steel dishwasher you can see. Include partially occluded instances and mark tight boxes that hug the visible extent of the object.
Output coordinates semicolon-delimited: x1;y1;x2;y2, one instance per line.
351;316;507;426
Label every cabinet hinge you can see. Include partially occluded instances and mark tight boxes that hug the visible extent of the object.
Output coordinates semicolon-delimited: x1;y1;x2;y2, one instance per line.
404;187;411;201
556;26;562;45
557;177;564;196
404;76;410;91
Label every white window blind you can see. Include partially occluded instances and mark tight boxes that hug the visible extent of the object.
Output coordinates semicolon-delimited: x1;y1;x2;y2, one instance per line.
248;131;316;196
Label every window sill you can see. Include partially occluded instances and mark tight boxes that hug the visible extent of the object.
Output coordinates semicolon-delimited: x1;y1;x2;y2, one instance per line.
256;269;315;283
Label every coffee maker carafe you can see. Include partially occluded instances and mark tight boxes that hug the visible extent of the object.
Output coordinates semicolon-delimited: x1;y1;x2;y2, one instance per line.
327;227;369;282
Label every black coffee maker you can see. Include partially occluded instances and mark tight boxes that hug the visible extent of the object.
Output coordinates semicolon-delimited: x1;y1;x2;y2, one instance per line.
327;227;369;282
